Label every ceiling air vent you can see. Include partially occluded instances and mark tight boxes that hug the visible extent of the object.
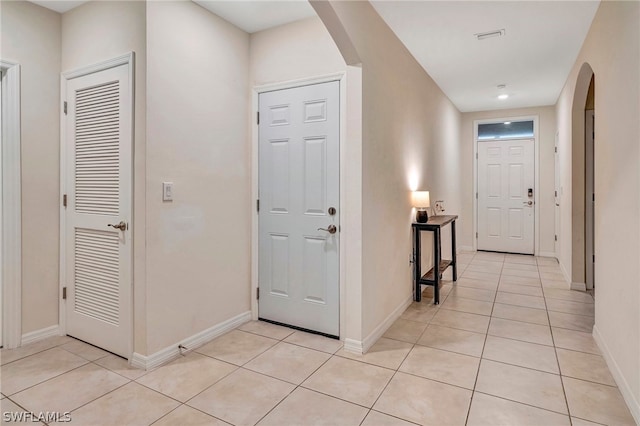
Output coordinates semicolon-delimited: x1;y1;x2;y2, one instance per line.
475;29;505;41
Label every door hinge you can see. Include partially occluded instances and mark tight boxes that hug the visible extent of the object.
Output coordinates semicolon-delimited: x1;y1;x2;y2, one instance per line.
555;235;558;241
592;193;595;202
475;192;478;199
62;287;67;300
592;254;595;263
476;232;478;239
475;153;478;159
257;111;260;125
256;287;260;300
256;199;260;213
555;190;558;197
63;101;67;115
63;194;67;207
555;146;558;153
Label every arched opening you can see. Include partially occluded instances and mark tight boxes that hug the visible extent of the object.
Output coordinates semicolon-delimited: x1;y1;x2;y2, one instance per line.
571;63;595;292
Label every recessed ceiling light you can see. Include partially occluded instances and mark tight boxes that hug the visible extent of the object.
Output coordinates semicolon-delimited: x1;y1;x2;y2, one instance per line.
475;29;505;41
504;121;511;124
498;94;509;100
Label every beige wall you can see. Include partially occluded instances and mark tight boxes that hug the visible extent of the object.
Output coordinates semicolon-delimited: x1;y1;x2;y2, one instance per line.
314;1;463;342
145;1;251;354
556;1;640;420
1;1;61;334
250;17;346;87
62;0;148;353
460;106;557;255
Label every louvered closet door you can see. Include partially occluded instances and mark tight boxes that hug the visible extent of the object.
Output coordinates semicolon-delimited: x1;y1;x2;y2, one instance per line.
65;63;131;358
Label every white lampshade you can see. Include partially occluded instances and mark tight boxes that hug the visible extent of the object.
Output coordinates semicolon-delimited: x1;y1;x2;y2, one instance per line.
412;191;430;208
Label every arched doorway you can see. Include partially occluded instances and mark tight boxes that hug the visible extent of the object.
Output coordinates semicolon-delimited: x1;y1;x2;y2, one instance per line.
571;63;595;293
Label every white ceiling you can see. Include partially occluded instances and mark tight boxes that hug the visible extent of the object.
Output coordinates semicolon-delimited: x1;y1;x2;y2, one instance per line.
371;1;600;112
30;0;88;13
193;0;316;34
28;0;600;113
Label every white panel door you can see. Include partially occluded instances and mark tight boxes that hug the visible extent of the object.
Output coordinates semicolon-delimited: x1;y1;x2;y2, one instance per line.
478;139;534;254
64;64;132;357
258;81;339;337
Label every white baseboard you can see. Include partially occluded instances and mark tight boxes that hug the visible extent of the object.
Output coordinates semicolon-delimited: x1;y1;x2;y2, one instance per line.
537;251;556;258
131;311;251;370
559;261;571;286
458;246;474;253
593;325;640;424
343;294;413;356
571;282;587;291
343;338;363;354
21;325;61;346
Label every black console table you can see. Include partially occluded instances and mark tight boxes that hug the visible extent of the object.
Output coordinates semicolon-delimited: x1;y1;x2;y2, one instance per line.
412;215;458;304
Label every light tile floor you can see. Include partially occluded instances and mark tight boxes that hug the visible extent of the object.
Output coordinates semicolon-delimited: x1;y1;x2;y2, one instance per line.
1;253;636;425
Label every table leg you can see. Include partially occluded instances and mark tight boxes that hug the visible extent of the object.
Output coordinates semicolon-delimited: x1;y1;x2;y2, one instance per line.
415;228;421;302
434;228;441;304
452;220;458;281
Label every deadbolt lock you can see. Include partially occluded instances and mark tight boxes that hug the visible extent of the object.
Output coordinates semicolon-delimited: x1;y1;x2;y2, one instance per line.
328;207;336;216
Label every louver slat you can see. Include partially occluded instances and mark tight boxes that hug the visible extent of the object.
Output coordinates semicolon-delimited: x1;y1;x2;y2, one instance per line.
75;81;119;215
74;229;119;326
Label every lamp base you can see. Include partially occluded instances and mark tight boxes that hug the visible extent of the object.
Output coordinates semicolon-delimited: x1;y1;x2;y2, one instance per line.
416;209;429;223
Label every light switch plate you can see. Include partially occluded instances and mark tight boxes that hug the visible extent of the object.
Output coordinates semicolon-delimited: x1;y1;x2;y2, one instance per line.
163;182;173;201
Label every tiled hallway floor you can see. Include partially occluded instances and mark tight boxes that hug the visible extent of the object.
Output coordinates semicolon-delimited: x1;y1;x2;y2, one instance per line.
1;252;636;425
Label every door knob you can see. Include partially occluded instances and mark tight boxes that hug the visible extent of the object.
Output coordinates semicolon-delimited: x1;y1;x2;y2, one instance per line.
318;224;337;234
107;221;127;231
523;201;533;206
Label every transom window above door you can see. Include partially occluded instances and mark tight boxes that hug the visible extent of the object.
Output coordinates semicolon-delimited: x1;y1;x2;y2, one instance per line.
478;120;534;140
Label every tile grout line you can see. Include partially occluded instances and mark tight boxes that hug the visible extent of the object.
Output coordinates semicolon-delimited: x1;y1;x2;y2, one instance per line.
540;261;574;425
464;253;502;426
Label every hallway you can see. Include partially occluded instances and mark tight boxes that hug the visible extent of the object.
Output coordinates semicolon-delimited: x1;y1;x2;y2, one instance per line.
1;252;634;425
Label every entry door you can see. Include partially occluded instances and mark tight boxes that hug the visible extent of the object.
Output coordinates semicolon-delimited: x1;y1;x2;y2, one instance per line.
64;63;132;357
258;81;340;337
478;139;534;254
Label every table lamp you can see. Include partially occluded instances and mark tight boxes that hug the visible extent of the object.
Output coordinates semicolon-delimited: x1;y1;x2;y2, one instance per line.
412;191;430;223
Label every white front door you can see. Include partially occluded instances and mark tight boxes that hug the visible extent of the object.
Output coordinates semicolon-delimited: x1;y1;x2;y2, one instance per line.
64;63;132;357
478;139;535;254
258;81;340;337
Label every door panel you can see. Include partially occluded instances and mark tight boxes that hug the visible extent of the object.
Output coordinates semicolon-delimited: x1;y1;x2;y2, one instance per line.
478;139;534;254
258;81;339;336
65;63;131;358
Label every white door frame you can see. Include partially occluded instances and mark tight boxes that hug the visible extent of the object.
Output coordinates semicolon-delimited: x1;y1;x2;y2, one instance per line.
0;60;22;349
473;115;540;255
251;72;346;340
59;52;135;358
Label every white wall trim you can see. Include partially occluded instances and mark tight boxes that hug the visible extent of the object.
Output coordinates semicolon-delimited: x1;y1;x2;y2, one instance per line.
1;60;22;349
537;251;557;258
559;259;571;286
473;115;540;255
570;282;587;291
250;72;347;339
21;325;61;346
343;338;363;354
593;325;640;425
343;294;412;355
131;311;251;370
59;52;136;359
